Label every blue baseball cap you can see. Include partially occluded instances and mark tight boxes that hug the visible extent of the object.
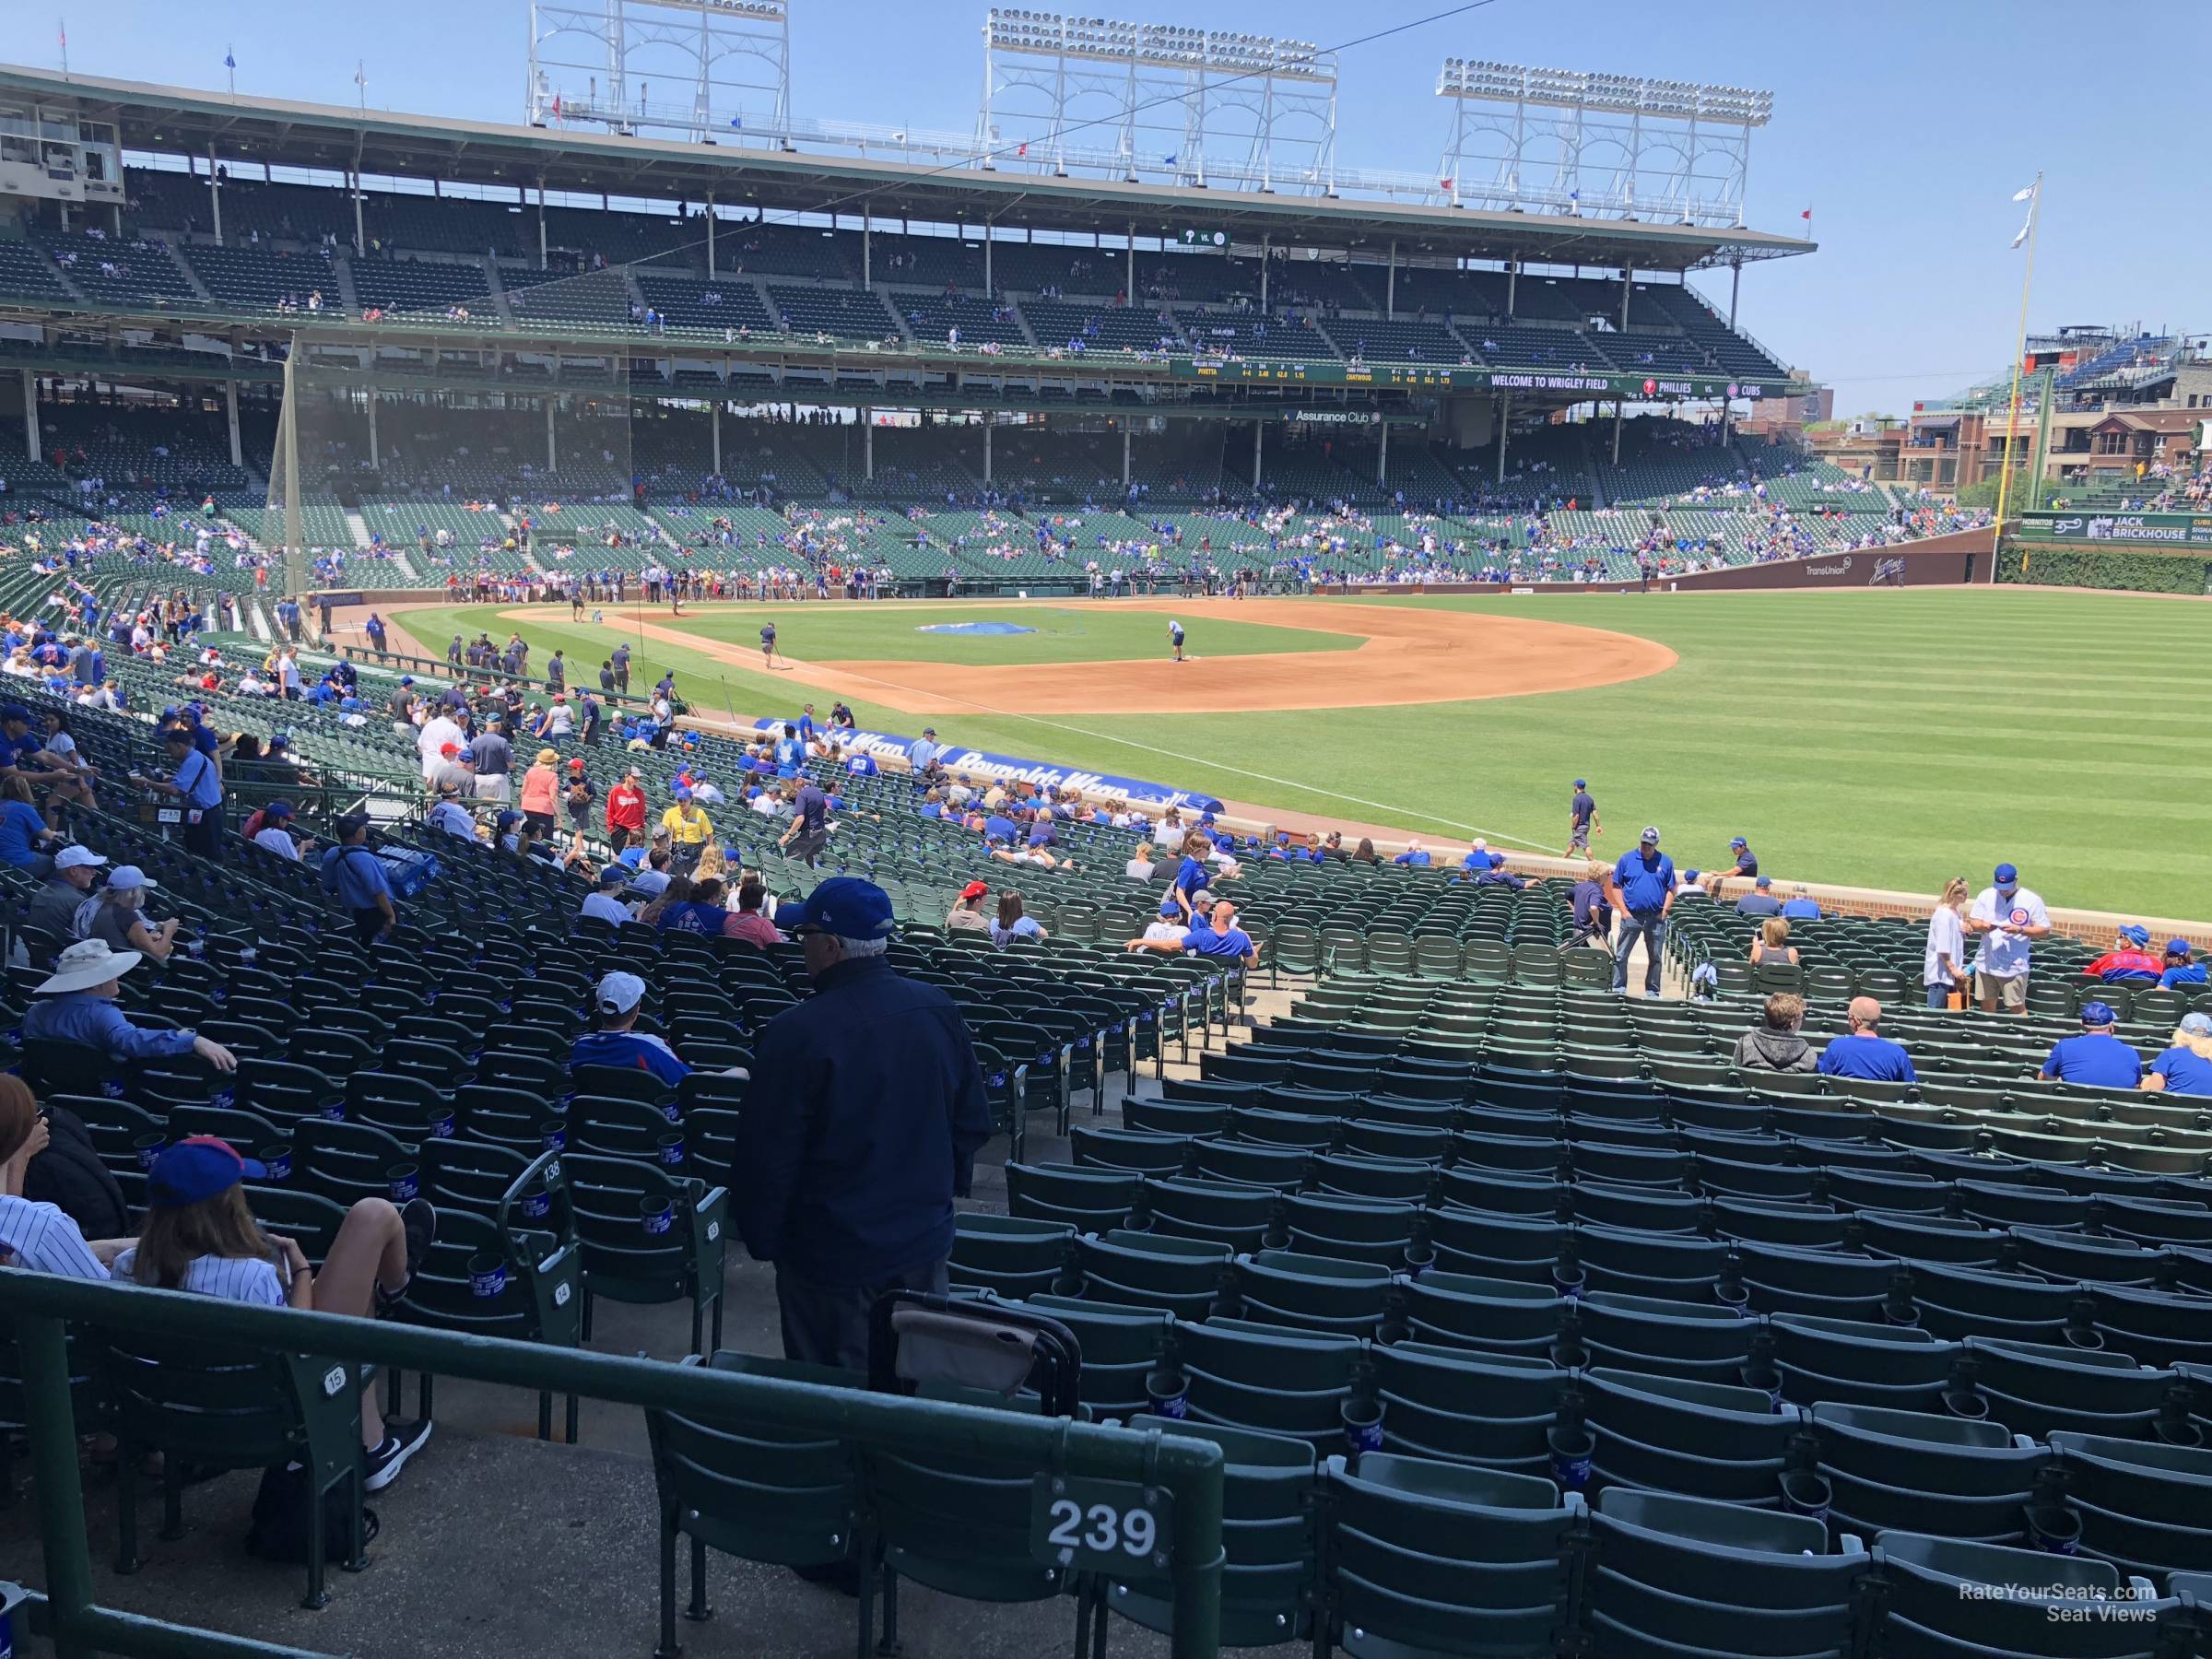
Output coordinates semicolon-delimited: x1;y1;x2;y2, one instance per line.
2168;940;2194;959
1755;876;1772;889
1159;898;1182;917
780;877;896;940
1994;863;2018;885
1729;837;1747;850
148;1136;266;1208
399;676;415;687
265;802;293;820
2079;1002;2118;1028
456;747;477;763
1573;779;1587;789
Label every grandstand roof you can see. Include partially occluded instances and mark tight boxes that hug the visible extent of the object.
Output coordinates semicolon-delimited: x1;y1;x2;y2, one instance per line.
0;63;1817;274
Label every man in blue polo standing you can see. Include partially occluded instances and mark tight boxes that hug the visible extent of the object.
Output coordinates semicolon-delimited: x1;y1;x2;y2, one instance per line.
1605;825;1675;997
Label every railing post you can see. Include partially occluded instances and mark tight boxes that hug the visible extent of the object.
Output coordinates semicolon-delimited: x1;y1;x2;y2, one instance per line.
1165;1446;1225;1659
15;1312;97;1659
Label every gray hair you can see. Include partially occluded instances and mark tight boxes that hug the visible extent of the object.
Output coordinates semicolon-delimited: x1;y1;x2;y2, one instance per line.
102;883;145;907
834;935;889;959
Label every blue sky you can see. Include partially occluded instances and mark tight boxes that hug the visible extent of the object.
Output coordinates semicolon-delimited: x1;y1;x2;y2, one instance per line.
37;0;2208;412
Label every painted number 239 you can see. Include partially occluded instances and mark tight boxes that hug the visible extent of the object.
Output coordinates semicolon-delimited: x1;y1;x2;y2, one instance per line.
1044;1499;1156;1559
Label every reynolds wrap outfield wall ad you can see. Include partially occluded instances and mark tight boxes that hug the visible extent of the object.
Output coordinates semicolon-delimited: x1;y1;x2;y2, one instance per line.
2018;510;2212;546
750;720;1225;814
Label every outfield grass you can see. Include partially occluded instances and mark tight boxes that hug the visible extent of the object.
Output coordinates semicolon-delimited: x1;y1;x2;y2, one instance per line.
571;603;1358;665
394;590;2206;918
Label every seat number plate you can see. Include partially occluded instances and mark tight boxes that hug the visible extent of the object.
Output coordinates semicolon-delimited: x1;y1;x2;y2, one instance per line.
1030;1475;1173;1574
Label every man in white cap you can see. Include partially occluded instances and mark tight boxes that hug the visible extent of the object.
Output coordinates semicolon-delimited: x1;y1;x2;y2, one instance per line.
26;844;105;940
568;971;688;1088
21;939;237;1072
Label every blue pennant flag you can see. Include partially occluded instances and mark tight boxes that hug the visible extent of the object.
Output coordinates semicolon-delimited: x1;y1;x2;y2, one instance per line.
730;113;742;129
225;51;236;69
1162;152;1177;166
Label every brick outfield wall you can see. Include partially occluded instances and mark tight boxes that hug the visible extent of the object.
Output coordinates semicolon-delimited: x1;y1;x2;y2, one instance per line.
1315;528;2000;597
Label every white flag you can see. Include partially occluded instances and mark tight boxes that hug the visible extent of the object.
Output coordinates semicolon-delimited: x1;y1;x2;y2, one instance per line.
2010;181;2038;249
2010;185;2036;202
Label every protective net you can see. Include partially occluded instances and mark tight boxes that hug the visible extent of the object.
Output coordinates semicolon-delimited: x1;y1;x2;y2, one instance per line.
264;341;636;605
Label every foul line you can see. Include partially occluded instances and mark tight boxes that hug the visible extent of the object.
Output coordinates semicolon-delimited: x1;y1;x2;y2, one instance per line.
771;654;1571;858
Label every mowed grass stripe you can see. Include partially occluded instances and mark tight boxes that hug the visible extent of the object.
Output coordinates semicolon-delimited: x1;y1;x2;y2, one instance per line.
399;589;2209;916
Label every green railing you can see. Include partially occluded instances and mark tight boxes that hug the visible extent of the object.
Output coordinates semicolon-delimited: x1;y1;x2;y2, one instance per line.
0;1271;1226;1659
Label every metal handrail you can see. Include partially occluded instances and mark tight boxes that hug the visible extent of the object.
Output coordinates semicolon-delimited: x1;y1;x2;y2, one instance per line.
0;1270;1226;1659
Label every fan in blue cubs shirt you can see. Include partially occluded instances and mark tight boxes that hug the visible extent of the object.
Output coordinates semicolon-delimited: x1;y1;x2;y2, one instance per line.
2039;1003;2142;1088
569;971;689;1088
1182;900;1258;968
1815;997;1917;1083
2161;941;2208;991
2143;1014;2212;1097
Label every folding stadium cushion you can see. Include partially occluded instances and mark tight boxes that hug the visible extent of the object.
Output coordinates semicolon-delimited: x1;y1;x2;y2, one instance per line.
1807;1402;2047;1546
1872;1533;2177;1658
1586;1488;1868;1659
1320;1453;1578;1657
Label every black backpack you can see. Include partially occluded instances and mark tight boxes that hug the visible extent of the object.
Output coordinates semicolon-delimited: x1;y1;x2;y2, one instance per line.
244;1459;379;1563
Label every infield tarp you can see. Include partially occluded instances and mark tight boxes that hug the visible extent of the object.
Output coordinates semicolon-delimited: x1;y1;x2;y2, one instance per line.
753;720;1223;814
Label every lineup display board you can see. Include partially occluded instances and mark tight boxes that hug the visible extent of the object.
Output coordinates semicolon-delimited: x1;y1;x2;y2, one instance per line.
2017;511;2212;546
1171;359;1794;401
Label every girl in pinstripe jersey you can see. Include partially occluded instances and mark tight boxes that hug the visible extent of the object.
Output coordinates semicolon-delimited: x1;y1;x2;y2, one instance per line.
116;1139;440;1492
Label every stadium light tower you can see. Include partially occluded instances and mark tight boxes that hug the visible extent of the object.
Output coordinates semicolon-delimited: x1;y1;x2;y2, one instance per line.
978;10;1338;194
1434;59;1771;227
527;0;791;147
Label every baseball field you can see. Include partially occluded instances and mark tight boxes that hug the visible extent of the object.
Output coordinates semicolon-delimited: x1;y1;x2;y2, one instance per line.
383;587;2206;919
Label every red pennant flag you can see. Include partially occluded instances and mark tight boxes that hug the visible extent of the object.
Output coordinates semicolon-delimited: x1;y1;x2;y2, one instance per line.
1016;141;1029;158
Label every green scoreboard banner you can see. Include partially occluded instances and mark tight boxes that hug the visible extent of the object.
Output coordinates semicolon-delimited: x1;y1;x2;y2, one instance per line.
1170;358;1795;401
2017;510;2212;547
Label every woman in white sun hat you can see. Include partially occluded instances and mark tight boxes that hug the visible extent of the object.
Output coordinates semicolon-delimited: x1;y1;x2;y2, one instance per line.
20;939;236;1072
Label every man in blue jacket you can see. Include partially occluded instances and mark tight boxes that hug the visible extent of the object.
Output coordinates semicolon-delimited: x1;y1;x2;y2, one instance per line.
735;877;989;1371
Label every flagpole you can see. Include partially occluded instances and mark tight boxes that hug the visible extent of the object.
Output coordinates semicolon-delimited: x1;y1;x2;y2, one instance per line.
1993;171;2042;551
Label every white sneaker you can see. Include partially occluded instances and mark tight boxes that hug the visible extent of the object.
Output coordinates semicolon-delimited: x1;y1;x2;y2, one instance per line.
363;1418;433;1491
